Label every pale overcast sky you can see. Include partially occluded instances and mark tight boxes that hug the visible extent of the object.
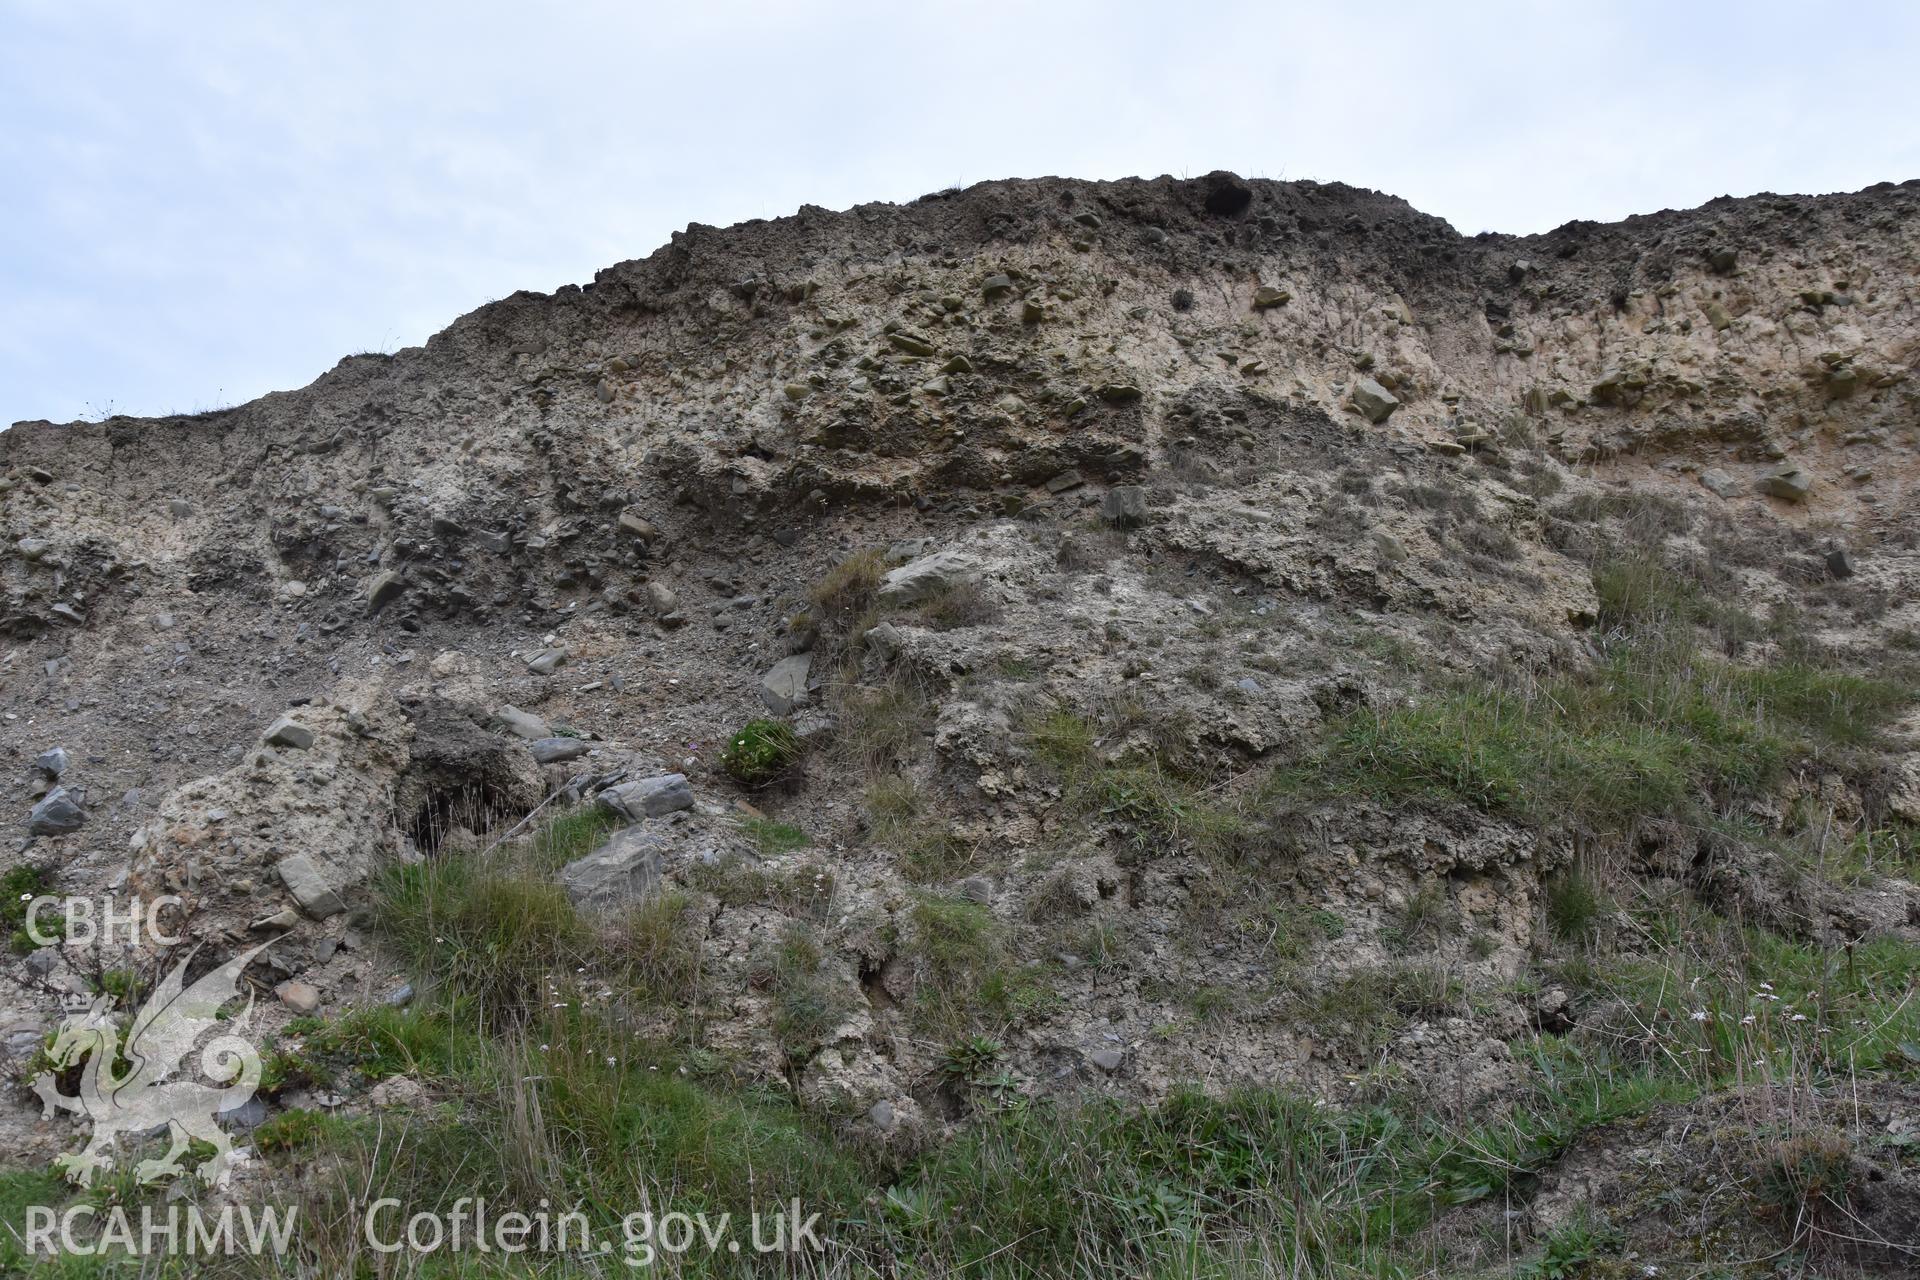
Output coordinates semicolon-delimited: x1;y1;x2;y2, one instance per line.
4;0;1916;426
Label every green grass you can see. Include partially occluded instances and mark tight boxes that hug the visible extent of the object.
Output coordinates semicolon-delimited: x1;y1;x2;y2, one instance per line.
1546;867;1608;945
808;547;887;625
910;895;1007;1037
3;864;54;954
865;776;976;882
270;1003;490;1091
1813;820;1920;885
1563;907;1920;1079
761;922;854;1061
1322;638;1905;835
1300;550;1908;838
372;857;594;1022
1025;706;1256;863
739;815;809;854
834;679;932;775
20;908;1910;1278
525;804;619;871
0;1169;104;1278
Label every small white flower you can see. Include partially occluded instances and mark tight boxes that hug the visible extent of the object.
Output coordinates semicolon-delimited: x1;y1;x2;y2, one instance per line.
539;1043;550;1052
1741;1014;1756;1025
1790;1013;1807;1022
1758;981;1774;991
1689;1010;1709;1022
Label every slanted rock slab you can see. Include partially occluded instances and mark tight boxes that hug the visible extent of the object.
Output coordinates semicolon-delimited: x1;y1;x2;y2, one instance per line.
263;715;316;750
877;549;979;605
600;773;693;821
758;653;815;715
562;826;666;911
276;853;345;919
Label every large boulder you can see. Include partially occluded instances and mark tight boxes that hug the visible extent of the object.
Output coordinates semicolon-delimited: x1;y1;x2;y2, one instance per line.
493;705;551;739
262;715;315;750
275;853;345;919
1761;465;1814;502
599;774;693;822
128;689;415;942
531;737;591;764
1351;378;1400;424
27;787;84;836
561;827;665;912
877;549;978;605
758;653;815;715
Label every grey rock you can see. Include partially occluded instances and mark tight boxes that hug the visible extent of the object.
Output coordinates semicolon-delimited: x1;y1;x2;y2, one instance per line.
1826;547;1855;579
34;747;69;778
275;854;345;919
275;981;321;1014
24;949;59;979
1101;486;1150;528
1350;377;1400;424
886;538;934;563
27;788;84;836
531;737;590;764
863;620;905;658
1043;469;1084;494
218;1095;269;1130
645;581;678;616
1761;465;1814;502
868;1100;897;1131
958;877;994;905
1698;468;1741;498
758;653;815;715
1087;1048;1125;1073
877;548;979;605
494;705;551;739
887;329;937;356
385;983;415;1008
600;773;693;822
250;907;301;933
619;510;659;542
561;826;665;912
367;570;405;614
262;715;315;750
526;647;567;675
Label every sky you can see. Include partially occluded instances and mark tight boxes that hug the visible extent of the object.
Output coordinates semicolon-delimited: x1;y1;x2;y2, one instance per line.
3;1;1917;427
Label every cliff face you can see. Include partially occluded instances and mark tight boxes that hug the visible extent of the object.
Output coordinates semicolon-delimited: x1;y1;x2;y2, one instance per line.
3;173;1918;1270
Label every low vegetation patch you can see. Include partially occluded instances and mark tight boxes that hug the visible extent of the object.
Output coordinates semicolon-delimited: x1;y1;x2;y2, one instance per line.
2;864;53;954
719;718;801;786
